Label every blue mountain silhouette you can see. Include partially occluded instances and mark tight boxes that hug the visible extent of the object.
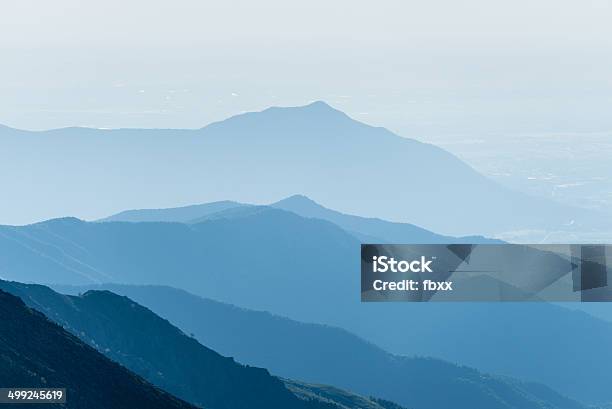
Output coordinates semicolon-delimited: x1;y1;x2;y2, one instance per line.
91;284;612;406
271;194;501;243
0;288;196;409
0;281;341;409
0;102;600;235
99;194;498;243
100;200;245;223
0;209;358;317
0;204;609;403
3;280;587;409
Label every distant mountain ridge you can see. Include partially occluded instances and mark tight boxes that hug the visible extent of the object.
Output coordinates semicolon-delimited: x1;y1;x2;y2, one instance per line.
0;289;196;409
1;204;610;403
0;101;601;236
98;194;499;243
99;200;246;223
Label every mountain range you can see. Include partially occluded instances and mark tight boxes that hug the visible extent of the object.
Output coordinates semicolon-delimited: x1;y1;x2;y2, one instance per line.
1;197;610;403
100;194;498;243
3;100;610;409
0;196;496;328
0;101;602;237
51;283;612;408
0;280;347;409
2;280;589;409
0;205;358;321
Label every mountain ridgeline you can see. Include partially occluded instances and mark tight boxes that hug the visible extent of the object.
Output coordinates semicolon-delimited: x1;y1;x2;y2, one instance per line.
100;200;245;223
0;101;601;236
0;198;495;329
2;281;588;409
0;281;338;409
98;194;498;244
1;198;610;403
0;289;196;409
0;206;359;322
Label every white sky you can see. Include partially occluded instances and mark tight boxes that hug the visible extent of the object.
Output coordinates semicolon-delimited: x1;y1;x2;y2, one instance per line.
1;0;612;134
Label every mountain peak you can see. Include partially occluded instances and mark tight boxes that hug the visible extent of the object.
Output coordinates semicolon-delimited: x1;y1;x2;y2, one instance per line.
275;194;320;206
202;100;353;133
265;100;346;117
302;100;336;110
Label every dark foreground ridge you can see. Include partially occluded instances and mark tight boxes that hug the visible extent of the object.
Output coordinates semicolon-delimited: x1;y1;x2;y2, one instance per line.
3;281;589;409
0;289;196;409
0;281;341;409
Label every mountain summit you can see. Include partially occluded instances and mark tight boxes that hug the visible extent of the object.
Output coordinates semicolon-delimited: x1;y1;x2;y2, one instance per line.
201;100;358;140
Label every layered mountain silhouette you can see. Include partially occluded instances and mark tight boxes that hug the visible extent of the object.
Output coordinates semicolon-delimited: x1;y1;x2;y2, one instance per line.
0;289;196;409
47;285;583;408
2;281;588;409
0;203;607;402
0;208;358;320
98;194;498;243
100;200;245;223
0;101;601;236
60;283;612;406
0;200;492;326
0;281;340;409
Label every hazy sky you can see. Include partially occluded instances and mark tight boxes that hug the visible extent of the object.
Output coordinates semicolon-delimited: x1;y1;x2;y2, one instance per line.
1;0;612;136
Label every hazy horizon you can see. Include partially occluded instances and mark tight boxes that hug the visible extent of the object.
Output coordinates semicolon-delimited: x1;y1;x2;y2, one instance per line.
2;0;611;229
2;99;611;229
2;0;612;137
